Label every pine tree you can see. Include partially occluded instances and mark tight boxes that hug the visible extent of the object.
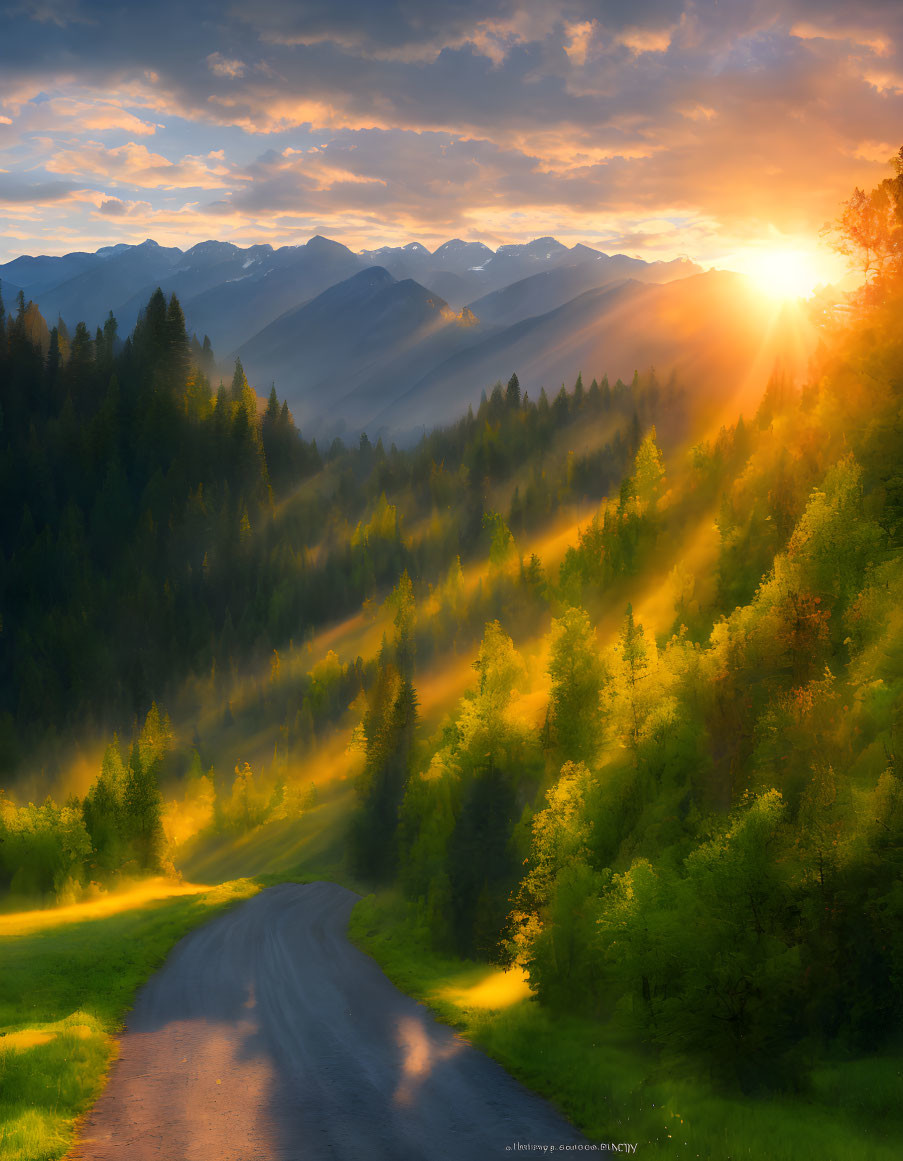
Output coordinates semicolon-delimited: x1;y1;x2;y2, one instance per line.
631;425;666;508
166;293;190;385
553;384;569;424
390;570;416;680
231;357;249;401
122;742;165;871
548;607;604;762
102;311;118;364
45;327;61;409
137;288;168;374
82;739;127;872
65;321;94;409
263;385;280;426
612;604;652;748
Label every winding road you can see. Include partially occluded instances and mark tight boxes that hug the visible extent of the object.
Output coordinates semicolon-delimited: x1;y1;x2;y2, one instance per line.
72;882;586;1160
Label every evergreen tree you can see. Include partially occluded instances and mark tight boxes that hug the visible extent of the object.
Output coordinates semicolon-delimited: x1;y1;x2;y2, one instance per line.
547;607;604;762
122;742;165;871
165;293;190;384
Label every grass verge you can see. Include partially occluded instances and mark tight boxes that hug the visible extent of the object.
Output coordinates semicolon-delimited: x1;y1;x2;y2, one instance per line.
349;890;903;1161
0;876;266;1161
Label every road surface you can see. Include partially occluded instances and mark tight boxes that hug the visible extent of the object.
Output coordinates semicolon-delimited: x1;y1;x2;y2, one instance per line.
73;882;586;1160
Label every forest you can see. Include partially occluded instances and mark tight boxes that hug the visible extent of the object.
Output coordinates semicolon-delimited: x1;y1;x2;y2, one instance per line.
2;153;903;1112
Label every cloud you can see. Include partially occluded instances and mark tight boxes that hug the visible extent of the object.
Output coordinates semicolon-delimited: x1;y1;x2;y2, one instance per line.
0;176;80;203
563;20;595;66
790;20;893;57
13;0;92;27
0;0;901;263
98;195;153;216
45;141;234;188
207;52;245;78
617;26;675;55
850;139;900;163
40;97;159;134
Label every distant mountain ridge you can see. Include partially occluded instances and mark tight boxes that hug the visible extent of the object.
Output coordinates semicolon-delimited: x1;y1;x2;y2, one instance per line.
0;234;736;441
0;234;701;344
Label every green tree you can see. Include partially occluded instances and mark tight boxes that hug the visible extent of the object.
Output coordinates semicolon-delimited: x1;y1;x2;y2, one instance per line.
82;739;127;872
604;604;657;749
483;510;516;572
508;762;606;1007
630;425;666;508
122;743;165;871
547;608;603;762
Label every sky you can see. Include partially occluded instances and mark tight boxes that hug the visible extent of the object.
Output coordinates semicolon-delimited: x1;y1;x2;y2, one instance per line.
0;0;901;271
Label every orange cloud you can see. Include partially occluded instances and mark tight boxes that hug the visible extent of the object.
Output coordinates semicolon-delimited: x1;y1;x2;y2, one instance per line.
207;53;246;78
45;141;233;189
278;148;388;191
41;97;159;135
678;104;717;122
790;22;892;57
863;69;903;94
563;20;595;67
617;27;674;55
205;94;393;134
850;139;899;163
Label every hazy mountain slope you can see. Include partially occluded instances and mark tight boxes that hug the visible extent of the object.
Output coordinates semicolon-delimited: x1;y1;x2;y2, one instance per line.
359;241;436;279
111;240;277;336
469;256;701;328
2;236;364;348
430;239;495;270
414;270;479;309
322;310;488;434
184;236;365;352
0;249;107;299
0;276;25;307
358;239;495;307
1;234;703;358
237;266;479;430
356;237;691;308
374;271;815;437
35;240;183;330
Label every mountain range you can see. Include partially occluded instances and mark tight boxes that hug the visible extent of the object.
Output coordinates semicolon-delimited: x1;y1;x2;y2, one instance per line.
0;235;810;441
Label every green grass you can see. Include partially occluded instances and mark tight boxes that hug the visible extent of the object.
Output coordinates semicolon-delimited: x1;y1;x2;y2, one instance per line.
0;878;261;1161
349;891;903;1161
6;872;898;1161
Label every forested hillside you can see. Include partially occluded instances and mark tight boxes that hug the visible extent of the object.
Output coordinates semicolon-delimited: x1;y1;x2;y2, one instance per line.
0;276;670;773
2;158;902;1112
350;273;903;1088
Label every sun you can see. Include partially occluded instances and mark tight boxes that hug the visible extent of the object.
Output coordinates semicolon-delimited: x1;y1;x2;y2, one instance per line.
739;247;825;301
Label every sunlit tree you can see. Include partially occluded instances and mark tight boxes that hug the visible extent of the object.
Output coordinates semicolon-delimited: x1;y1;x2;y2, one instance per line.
547;608;604;762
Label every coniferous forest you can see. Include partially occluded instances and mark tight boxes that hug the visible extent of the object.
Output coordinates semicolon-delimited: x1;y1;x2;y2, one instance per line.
2;156;903;1159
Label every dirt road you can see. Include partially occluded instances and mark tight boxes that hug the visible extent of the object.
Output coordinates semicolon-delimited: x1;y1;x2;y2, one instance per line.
73;882;586;1160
